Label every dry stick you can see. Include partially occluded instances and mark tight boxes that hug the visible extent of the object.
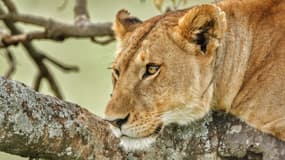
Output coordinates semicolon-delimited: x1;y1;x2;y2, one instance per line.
0;6;64;99
43;54;79;73
0;0;113;47
33;73;44;91
74;0;89;18
0;13;113;47
1;0;81;98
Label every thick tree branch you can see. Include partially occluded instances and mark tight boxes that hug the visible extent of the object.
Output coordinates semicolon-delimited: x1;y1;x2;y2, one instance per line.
0;77;122;159
0;76;285;159
0;1;284;159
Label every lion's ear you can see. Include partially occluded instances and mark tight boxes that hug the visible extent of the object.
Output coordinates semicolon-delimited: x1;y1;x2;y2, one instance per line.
113;9;142;41
177;4;226;55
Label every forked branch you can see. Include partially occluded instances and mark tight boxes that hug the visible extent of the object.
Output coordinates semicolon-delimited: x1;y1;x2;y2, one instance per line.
0;0;114;47
0;1;81;98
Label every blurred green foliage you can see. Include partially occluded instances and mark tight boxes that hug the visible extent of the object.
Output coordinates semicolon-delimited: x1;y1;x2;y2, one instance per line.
0;0;211;159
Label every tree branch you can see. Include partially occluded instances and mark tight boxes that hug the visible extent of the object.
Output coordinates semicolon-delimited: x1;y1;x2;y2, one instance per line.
43;54;79;73
1;31;46;46
0;0;114;47
0;11;113;47
0;76;122;159
0;5;65;99
0;1;82;99
1;76;285;159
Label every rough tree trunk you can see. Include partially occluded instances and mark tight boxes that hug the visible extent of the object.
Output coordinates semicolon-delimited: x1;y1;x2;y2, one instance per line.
0;76;284;160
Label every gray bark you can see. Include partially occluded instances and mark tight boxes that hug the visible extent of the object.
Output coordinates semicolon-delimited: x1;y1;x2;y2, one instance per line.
0;76;284;160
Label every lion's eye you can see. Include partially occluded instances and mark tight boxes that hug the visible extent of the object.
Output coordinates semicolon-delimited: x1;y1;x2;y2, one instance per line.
143;64;160;79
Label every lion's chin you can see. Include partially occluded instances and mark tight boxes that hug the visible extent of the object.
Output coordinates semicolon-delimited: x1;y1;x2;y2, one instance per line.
108;123;162;151
119;134;158;151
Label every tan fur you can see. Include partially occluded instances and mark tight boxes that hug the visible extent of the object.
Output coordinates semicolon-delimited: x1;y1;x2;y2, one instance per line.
105;0;285;150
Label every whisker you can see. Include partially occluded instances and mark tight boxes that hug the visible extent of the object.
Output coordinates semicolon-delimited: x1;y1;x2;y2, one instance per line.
153;124;162;134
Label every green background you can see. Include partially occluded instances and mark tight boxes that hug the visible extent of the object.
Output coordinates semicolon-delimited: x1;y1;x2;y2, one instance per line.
0;0;211;159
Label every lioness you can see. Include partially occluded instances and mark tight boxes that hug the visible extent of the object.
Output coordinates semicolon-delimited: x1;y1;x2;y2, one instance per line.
104;0;285;151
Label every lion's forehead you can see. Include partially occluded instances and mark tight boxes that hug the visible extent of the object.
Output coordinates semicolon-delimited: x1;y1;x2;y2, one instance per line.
114;17;160;68
114;12;185;71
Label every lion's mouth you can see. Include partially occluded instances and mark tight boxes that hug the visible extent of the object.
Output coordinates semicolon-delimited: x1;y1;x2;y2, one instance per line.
121;124;163;139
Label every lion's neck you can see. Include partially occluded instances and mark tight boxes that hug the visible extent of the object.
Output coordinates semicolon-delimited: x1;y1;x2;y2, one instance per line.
212;2;254;111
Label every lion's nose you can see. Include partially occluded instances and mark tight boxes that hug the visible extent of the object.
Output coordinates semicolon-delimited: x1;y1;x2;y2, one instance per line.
107;113;130;129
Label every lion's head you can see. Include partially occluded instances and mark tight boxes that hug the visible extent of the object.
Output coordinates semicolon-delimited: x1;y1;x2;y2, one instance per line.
104;4;226;151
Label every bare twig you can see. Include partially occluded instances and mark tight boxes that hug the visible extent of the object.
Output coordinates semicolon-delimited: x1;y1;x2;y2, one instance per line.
57;0;69;11
2;0;18;13
1;0;84;99
43;54;79;73
0;5;64;99
33;73;44;91
74;0;89;19
44;71;63;98
4;48;16;79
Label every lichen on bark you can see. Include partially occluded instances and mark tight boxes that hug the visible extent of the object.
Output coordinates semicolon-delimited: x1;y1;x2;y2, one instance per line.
0;77;285;160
